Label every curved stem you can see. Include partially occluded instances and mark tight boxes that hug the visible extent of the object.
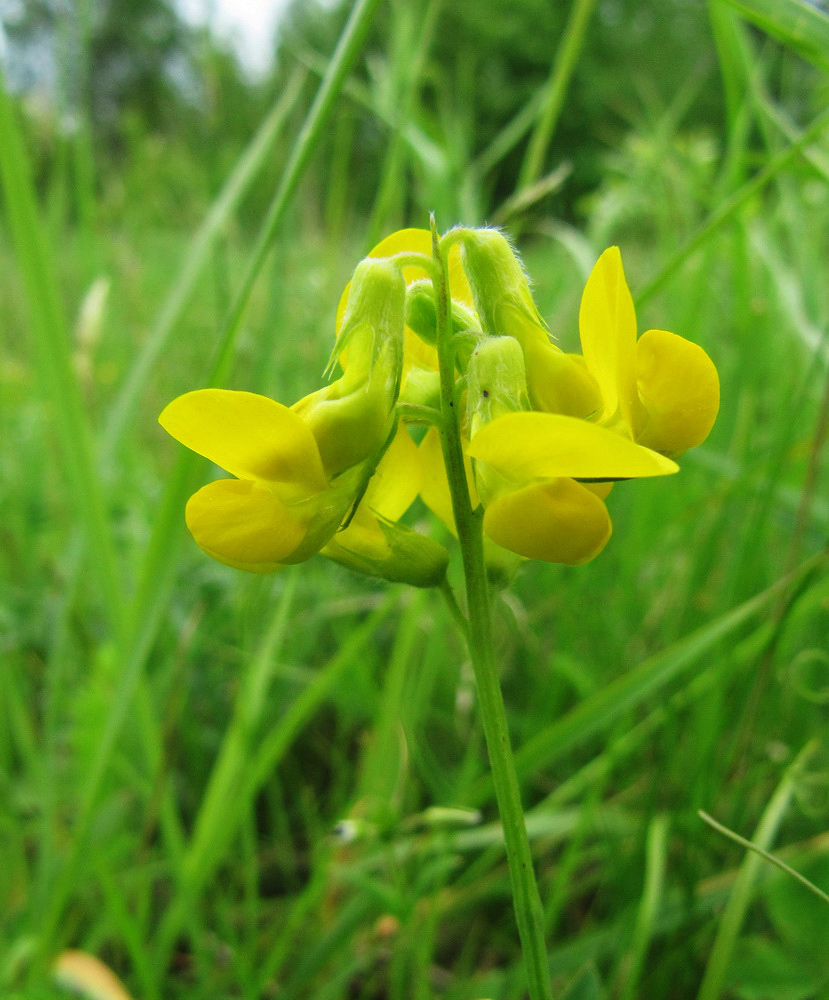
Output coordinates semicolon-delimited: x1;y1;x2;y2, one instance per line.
430;217;553;1000
389;250;439;277
395;402;443;426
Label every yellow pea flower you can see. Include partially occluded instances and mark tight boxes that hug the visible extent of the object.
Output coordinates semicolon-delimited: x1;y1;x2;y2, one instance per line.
467;410;678;564
579;246;720;456
159;258;406;574
159;388;364;572
457;229;719;458
464;336;676;565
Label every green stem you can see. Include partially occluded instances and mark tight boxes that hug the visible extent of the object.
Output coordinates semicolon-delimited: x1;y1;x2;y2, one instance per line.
430;218;553;1000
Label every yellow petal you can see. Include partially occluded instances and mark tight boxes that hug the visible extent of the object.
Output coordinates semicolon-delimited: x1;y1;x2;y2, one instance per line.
54;951;134;1000
579;247;639;429
583;480;614;499
403;326;440;372
185;478;309;573
483;478;612;564
363;424;420;520
468;411;678;480
160;389;328;493
418;427;479;533
523;338;602;419
634;328;720;455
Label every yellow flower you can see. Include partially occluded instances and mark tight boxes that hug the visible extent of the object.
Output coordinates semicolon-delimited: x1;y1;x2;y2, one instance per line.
159;388;369;572
458;230;720;458
160;258;406;574
578;246;720;456
464;336;677;565
467;410;677;563
161;224;719;578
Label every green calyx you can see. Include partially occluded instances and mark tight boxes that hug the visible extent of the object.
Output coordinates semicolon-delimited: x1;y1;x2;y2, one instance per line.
405;278;480;344
455;227;546;336
295;258;406;478
466;336;531;508
466;336;529;437
323;515;450;588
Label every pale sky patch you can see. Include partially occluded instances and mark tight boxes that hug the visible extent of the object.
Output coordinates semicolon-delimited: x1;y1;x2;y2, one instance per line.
177;0;294;78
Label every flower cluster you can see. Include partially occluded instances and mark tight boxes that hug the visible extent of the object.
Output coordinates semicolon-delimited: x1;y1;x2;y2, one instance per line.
160;225;719;584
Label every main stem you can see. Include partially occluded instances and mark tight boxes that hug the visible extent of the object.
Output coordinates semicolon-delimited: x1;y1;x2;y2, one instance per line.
430;220;553;1000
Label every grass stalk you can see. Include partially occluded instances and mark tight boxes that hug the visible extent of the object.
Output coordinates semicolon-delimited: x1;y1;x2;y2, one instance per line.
517;0;598;191
695;741;818;1000
699;810;829;906
615;814;669;1000
0;72;128;648
101;66;306;464
636;104;829;306
205;0;387;388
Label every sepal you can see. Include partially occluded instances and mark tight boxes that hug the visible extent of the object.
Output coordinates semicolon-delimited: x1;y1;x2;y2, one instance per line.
323;507;449;588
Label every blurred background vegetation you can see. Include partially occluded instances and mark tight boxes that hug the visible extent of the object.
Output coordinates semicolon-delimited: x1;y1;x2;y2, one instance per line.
2;0;829;998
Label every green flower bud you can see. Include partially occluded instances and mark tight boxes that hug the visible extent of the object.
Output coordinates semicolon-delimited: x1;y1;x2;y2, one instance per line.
337;257;407;379
293;258;405;478
458;227;601;419
405;279;481;349
399;365;442;409
466;336;529;437
466;336;531;509
405;279;440;347
457;227;545;335
323;511;449;588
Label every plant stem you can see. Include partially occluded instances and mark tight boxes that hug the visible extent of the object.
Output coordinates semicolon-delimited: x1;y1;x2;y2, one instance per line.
430;217;553;1000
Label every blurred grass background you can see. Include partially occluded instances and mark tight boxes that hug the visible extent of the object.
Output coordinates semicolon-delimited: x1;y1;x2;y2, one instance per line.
2;0;829;997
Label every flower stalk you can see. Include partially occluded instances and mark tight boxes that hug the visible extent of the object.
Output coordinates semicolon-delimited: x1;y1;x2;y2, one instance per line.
430;218;554;1000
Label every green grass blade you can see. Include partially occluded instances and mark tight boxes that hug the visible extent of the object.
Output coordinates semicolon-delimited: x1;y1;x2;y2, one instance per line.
364;0;443;249
0;74;128;646
100;66;306;465
636;104;829;307
699;810;829;906
173;571;299;887
518;0;599;191
707;0;754;135
471;89;546;180
500;552;825;796
152;593;399;966
695;742;818;1000
615;814;669;1000
205;0;386;388
719;0;829;73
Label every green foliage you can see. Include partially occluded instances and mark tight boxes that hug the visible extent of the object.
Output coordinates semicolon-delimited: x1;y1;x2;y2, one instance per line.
2;0;829;998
